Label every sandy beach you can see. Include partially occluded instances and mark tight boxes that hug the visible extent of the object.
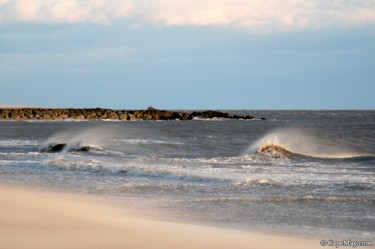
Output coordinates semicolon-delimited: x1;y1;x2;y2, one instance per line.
0;185;324;249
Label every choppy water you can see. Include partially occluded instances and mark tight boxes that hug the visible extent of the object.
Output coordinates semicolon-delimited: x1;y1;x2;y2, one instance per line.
0;110;374;238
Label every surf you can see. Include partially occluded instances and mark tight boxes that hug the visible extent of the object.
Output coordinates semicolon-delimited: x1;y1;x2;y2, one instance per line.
39;142;93;153
38;127;114;153
245;128;368;159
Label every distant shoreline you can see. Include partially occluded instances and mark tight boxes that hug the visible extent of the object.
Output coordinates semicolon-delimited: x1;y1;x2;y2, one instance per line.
0;107;264;121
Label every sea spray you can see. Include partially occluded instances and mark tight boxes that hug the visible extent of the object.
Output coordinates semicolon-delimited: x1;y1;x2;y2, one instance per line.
244;128;364;159
40;126;116;153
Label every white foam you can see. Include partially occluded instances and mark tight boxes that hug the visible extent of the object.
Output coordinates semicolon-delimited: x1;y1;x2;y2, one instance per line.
111;139;184;145
237;177;281;186
44;155;106;170
0;152;42;157
0;139;39;146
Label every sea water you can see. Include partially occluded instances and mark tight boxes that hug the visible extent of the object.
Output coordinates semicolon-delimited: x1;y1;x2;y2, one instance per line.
0;110;374;239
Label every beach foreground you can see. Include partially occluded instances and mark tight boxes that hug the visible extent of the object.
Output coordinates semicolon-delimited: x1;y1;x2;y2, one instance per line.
0;185;322;249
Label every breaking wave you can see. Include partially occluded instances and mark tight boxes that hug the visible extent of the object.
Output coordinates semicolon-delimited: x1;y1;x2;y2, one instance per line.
245;129;369;159
39;127;114;153
39;142;101;153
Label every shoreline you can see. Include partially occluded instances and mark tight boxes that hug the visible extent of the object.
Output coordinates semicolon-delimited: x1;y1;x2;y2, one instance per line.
0;184;324;249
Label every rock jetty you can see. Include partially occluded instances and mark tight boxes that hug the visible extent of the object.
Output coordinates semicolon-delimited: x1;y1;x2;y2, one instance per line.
0;107;265;121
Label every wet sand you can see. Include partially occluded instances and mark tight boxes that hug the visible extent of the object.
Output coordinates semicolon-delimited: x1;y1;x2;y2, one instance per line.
0;185;322;249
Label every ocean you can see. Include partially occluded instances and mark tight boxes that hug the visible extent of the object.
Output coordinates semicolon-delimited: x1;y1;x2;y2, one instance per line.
0;110;374;239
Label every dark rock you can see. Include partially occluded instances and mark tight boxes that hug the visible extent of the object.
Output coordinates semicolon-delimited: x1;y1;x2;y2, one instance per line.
24;109;34;119
190;111;202;117
171;112;189;120
180;112;192;120
205;110;229;119
86;109;98;119
0;109;10;118
10;109;21;119
107;111;119;120
117;111;128;120
159;110;174;120
142;111;153;120
0;108;265;121
190;110;230;119
76;114;86;120
128;113;136;120
231;115;241;119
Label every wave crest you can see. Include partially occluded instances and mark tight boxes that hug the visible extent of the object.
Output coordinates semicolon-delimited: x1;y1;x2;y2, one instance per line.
39;142;101;153
245;129;369;159
257;143;297;158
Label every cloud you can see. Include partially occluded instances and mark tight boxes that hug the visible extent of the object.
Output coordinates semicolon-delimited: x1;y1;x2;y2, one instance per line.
0;0;134;24
48;0;134;24
1;0;375;32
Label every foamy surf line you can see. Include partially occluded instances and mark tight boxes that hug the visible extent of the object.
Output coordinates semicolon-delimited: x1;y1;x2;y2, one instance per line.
0;185;323;249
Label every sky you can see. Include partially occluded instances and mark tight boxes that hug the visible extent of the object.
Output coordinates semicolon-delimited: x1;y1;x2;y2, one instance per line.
1;0;375;109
